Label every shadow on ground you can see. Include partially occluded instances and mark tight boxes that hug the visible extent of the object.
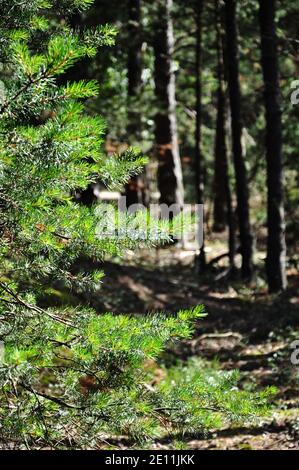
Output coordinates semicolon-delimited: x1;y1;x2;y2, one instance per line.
89;250;299;450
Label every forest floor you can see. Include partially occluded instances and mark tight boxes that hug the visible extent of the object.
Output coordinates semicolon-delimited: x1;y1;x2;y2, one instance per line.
89;243;299;450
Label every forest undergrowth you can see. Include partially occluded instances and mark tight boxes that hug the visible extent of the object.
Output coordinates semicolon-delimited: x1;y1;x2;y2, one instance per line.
40;239;299;450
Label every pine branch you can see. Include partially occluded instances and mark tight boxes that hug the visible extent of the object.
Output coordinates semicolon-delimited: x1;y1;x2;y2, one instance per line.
20;383;85;410
0;281;74;327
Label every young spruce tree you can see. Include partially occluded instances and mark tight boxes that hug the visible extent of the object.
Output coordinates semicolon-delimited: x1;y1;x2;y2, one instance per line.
0;0;273;449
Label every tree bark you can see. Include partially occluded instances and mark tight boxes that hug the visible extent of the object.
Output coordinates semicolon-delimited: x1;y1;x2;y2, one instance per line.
127;0;142;102
214;0;236;269
258;0;287;292
194;0;206;270
125;0;144;206
224;0;253;279
153;0;184;208
213;0;228;233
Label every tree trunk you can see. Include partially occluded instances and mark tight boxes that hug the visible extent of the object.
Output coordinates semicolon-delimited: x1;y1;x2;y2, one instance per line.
224;0;253;279
214;0;236;268
153;0;184;208
127;0;142;104
258;0;287;292
125;0;144;207
194;0;206;270
213;1;228;233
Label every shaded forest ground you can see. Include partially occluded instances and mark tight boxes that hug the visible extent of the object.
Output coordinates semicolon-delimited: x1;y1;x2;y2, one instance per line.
43;237;299;450
87;243;299;450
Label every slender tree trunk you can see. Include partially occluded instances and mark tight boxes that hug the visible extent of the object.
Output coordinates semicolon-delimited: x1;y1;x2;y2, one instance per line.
224;0;253;279
213;1;228;233
127;0;142;107
194;0;206;270
125;0;144;206
214;0;236;269
258;0;287;292
153;0;184;208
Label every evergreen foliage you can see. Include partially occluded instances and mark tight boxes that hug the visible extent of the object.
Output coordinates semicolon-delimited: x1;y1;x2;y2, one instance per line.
0;0;274;449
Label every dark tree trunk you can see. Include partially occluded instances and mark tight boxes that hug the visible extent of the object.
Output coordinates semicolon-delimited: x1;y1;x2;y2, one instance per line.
213;1;228;233
224;0;253;279
258;0;287;292
214;0;236;268
153;0;184;208
125;0;144;207
127;0;142;102
194;0;206;270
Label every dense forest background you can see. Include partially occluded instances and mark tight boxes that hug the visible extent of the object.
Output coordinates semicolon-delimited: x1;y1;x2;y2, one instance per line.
66;0;298;289
0;0;299;451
